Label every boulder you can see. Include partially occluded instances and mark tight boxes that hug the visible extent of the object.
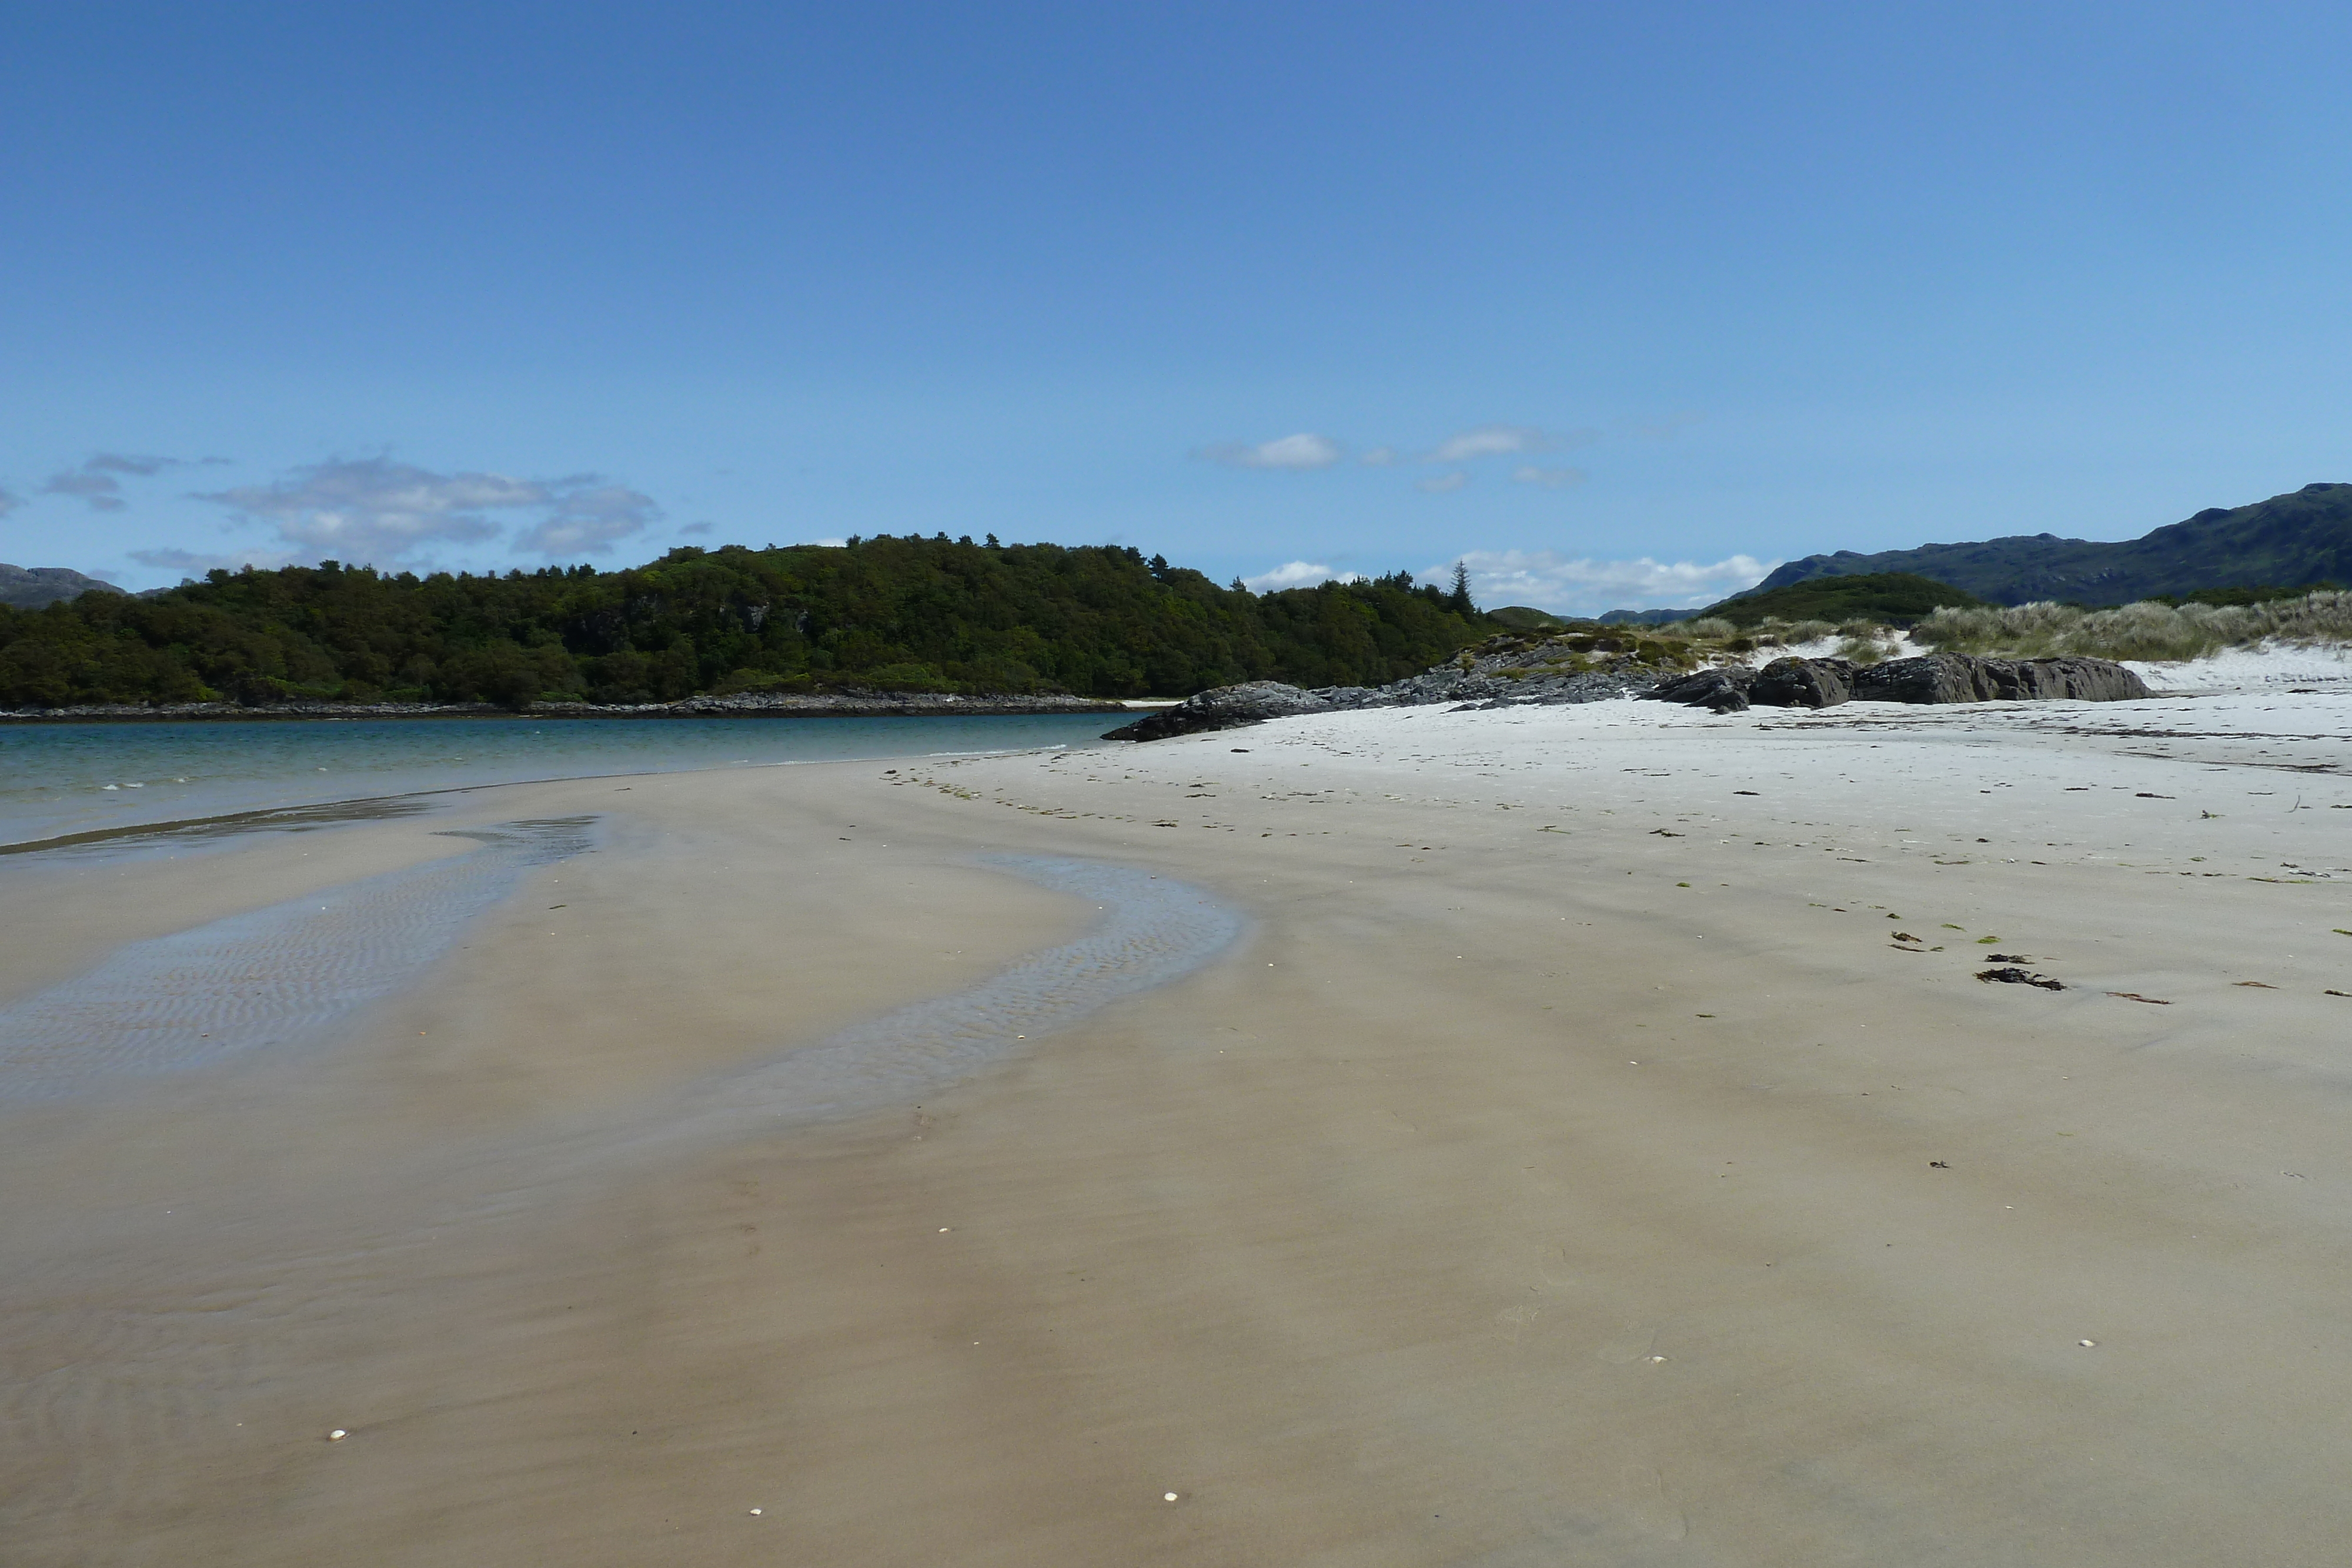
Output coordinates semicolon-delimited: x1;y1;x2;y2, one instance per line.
1641;666;1755;713
1748;656;1855;708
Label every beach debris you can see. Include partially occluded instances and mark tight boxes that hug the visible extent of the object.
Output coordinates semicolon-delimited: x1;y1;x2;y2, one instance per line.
1930;1161;1950;1168
2136;792;2174;799
1164;1492;1180;1502
2079;1340;2097;1348
1892;932;1920;942
1977;967;2064;990
1649;828;1683;837
2234;981;2277;988
328;1429;348;1441
1982;954;2035;962
750;1507;762;1515
2107;991;2173;1005
2326;989;2351;998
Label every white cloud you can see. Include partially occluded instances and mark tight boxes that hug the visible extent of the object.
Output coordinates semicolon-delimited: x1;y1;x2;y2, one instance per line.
1195;433;1344;470
1429;549;1776;616
1358;446;1398;466
1416;472;1469;494
1426;424;1594;463
678;521;716;536
1511;465;1586;489
191;457;661;567
1242;560;1366;591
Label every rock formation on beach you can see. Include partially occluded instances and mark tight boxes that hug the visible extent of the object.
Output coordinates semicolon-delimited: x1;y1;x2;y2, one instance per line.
1641;653;2150;713
1108;638;2151;738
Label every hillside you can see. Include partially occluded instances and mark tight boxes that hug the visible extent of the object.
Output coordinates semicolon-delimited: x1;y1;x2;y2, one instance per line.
1698;571;1982;627
0;537;1491;710
1750;482;2352;606
0;564;123;610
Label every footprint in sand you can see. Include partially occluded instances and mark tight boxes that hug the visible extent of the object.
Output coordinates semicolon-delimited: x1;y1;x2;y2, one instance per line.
1619;1462;1689;1541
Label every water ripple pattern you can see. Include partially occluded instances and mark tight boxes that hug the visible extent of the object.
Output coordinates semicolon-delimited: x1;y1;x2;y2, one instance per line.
687;855;1245;1132
0;818;594;1099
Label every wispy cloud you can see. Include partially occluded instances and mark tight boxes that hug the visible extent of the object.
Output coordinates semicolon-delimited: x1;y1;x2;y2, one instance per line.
678;521;716;536
0;487;22;519
189;457;662;567
1425;424;1595;463
1511;464;1586;489
1358;446;1398;467
510;483;663;556
1415;472;1469;494
39;452;188;512
1431;549;1775;616
1241;560;1366;591
1195;433;1344;470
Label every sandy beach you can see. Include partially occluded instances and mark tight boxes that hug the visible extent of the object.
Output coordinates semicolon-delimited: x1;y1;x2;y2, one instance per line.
5;668;2352;1566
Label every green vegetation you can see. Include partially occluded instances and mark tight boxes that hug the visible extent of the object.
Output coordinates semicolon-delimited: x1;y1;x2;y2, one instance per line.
1912;590;2352;661
1699;571;1983;627
1485;605;1568;630
0;537;1493;709
1750;482;2352;606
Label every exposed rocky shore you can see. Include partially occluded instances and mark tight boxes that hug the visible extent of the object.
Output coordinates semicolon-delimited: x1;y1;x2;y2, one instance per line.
0;690;1125;724
1105;634;2151;741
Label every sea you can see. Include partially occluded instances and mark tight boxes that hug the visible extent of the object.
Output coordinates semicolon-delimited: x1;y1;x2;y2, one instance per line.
0;713;1118;851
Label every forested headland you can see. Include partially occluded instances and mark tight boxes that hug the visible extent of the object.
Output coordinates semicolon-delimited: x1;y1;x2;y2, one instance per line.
0;536;1492;709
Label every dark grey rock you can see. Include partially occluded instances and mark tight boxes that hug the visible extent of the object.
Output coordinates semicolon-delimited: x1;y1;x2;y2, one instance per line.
1749;656;1855;708
1642;666;1756;712
1853;653;2149;704
1102;681;1341;740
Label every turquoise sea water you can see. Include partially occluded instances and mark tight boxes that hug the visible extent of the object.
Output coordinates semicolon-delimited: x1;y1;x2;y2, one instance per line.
0;713;1117;848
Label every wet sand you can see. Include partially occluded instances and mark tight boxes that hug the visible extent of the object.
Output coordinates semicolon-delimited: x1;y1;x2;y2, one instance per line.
5;688;2352;1565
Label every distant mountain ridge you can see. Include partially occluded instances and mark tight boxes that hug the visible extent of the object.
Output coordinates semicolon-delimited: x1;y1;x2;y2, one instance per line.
0;564;123;610
1748;483;2352;606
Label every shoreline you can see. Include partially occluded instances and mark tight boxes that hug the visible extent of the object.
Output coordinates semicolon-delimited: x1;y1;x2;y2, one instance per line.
5;680;2352;1564
0;691;1134;724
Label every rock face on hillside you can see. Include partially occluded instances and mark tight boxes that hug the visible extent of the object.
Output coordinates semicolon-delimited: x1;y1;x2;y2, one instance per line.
1744;481;2352;607
0;564;123;610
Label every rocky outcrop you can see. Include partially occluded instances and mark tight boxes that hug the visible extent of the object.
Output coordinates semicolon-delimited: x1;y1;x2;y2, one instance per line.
1749;656;1856;708
1101;682;1343;740
1851;653;2149;704
1104;637;2156;741
1642;666;1756;713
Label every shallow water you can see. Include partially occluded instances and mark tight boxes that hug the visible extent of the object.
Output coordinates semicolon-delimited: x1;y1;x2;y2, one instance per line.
681;855;1245;1133
0;713;1115;848
0;818;597;1099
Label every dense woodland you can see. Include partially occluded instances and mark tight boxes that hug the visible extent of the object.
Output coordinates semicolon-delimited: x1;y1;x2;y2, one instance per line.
0;537;1492;708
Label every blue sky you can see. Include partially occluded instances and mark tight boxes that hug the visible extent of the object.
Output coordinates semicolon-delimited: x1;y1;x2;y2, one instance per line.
5;2;2350;614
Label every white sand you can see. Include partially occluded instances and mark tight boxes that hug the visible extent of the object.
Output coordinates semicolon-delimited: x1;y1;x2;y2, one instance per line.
4;656;2350;1565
